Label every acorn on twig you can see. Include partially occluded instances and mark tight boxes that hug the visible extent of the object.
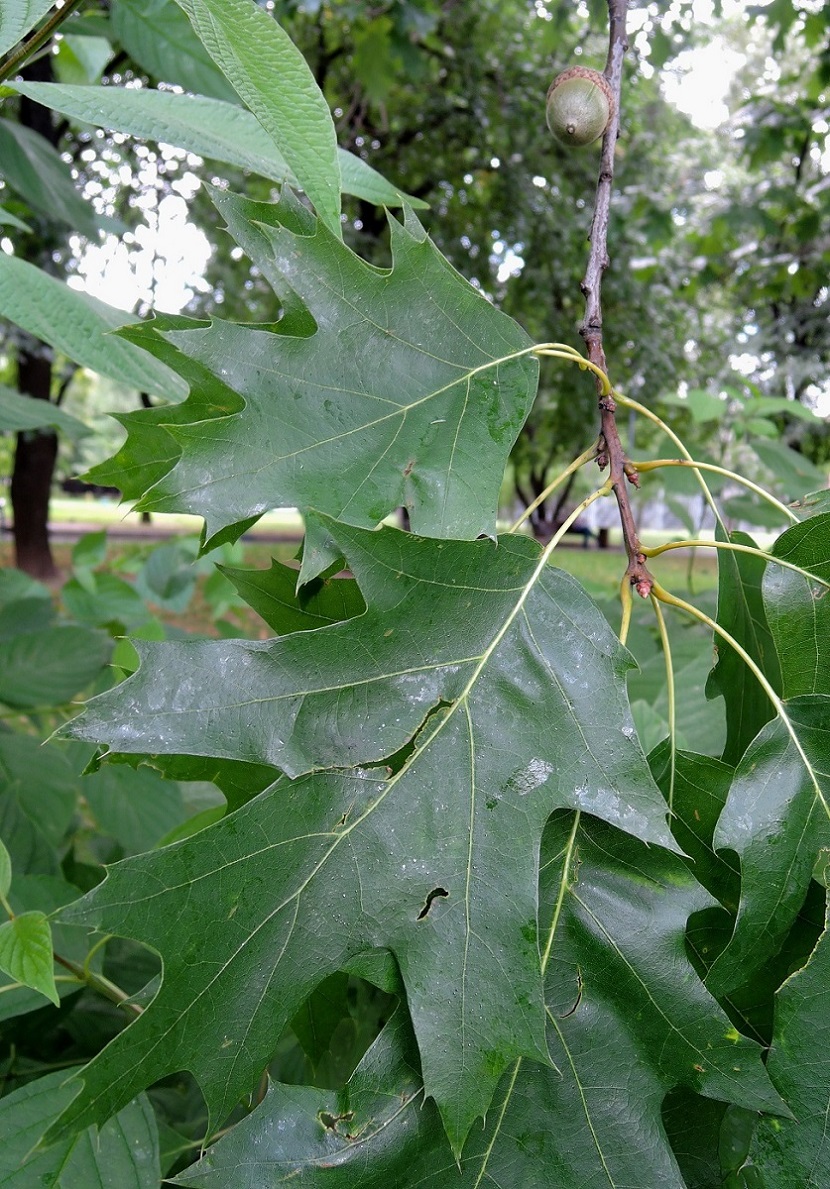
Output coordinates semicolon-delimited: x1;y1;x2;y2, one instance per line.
546;66;614;148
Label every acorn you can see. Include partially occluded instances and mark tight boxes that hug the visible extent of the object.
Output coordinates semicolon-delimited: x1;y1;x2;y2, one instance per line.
546;66;614;148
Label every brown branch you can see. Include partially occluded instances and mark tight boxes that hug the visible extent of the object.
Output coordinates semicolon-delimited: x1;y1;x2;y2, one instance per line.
579;0;653;598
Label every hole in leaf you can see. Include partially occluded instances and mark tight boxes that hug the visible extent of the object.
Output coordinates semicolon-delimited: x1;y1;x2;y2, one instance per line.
417;887;449;920
318;1109;355;1132
362;699;453;777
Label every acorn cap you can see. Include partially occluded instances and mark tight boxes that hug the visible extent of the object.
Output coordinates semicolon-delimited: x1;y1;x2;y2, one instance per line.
546;66;614;148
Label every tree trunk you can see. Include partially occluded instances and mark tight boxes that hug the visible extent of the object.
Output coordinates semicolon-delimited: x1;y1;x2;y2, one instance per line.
12;346;58;580
9;54;60;579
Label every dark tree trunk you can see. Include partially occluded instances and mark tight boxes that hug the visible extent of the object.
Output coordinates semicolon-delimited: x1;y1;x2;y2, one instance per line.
139;393;153;525
9;54;61;579
12;347;58;580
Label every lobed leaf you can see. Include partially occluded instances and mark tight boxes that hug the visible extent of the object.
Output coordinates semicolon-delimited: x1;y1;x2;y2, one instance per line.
219;559;365;636
99;187;538;561
172;816;781;1186
705;528;781;766
56;521;673;1155
747;914;830;1185
763;511;830;697
706;695;830;996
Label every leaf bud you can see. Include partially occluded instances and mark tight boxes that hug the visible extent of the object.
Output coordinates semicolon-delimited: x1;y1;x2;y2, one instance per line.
546;66;614;148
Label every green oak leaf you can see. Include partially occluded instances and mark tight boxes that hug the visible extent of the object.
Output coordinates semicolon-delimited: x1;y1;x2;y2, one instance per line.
219;559;365;636
0;1070;160;1188
0;910;58;1005
56;522;674;1155
705;528;781;766
171;816;781;1187
706;695;830;997
746;912;830;1185
763;511;830;697
96;188;538;564
649;744;739;910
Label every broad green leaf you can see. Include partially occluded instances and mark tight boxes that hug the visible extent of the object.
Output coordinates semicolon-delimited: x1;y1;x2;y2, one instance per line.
61;572;151;630
0;596;54;640
721;493;788;531
111;0;239;104
174;0;341;233
0;0;54;57
0;734;81;848
0;383;90;439
0;120;102;238
0;1071;160;1188
220;559;364;635
173;817;781;1186
747;915;830;1184
706;695;830;996
0;567;51;606
11;82;427;208
0;255;187;400
338;150;429;210
103;189;538;561
763;511;830;697
0;874;96;1022
56;523;674;1154
71;528;108;573
107;753;278;813
0;910;58;1004
0;625;111;708
705;528;781;766
743;394;821;424
54;34;113;87
750;437;828;501
663;388;727;423
83;765;185;855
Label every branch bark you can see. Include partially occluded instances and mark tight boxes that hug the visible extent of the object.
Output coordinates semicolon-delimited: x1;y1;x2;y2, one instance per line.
579;0;653;597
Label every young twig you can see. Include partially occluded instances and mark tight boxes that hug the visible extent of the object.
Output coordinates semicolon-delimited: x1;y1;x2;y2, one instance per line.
579;0;652;597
